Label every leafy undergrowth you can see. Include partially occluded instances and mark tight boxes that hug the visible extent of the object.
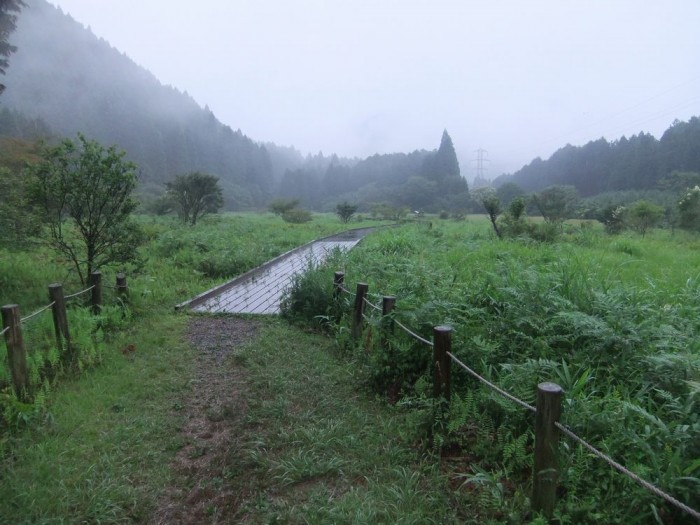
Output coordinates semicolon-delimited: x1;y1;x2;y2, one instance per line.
283;219;700;524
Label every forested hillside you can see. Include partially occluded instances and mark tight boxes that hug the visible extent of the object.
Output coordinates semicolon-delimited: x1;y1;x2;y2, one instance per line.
0;0;470;212
495;117;700;196
2;0;276;208
7;1;694;213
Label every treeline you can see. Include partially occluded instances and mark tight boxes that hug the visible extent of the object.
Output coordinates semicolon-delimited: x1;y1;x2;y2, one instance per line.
0;1;473;213
276;130;469;212
2;0;277;209
496;117;700;196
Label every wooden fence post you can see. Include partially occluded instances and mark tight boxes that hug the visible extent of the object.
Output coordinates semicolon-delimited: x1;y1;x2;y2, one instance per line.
116;273;128;297
533;382;563;519
90;271;102;314
48;284;71;360
381;296;396;352
333;271;345;300
351;282;368;339
1;304;30;400
433;325;452;402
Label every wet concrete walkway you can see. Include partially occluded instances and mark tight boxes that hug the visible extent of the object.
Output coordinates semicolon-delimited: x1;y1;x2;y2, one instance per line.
178;228;374;314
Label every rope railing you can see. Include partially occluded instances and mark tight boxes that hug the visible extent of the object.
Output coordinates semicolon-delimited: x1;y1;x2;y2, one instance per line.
20;301;56;324
395;319;434;347
362;296;382;312
446;349;699;519
447;351;536;413
337;272;700;521
1;272;112;402
65;285;95;299
555;421;700;521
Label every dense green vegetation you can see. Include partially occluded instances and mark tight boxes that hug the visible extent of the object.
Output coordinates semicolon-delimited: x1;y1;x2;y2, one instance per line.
0;215;438;523
284;218;700;524
2;213;700;522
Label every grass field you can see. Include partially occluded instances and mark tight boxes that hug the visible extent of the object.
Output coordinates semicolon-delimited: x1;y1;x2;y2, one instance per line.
0;212;698;523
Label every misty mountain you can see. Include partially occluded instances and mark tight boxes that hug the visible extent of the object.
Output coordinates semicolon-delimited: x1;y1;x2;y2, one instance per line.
494;117;700;196
1;0;278;208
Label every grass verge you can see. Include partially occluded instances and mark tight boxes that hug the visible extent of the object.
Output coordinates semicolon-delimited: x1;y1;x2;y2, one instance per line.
0;313;193;524
183;317;455;524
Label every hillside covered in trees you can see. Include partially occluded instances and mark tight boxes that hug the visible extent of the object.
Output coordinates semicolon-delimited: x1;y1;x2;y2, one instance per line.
0;0;469;213
1;0;278;208
494;117;700;196
1;0;697;215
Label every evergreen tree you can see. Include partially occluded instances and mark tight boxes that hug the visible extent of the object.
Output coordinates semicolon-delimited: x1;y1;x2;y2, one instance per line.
0;0;24;94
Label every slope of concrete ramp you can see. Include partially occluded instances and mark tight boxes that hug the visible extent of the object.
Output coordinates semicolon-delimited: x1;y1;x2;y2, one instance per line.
177;227;375;314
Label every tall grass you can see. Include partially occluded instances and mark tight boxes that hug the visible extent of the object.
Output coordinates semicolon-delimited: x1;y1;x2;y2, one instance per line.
288;219;700;523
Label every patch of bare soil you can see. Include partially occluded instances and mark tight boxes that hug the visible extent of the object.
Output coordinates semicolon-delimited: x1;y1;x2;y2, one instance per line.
153;316;260;524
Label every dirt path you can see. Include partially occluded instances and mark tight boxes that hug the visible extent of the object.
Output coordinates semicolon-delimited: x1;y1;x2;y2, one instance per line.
153;316;260;524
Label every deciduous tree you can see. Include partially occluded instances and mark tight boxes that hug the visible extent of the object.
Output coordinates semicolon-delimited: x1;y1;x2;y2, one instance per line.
28;134;143;283
627;200;663;237
166;172;223;225
678;186;700;232
474;187;502;239
531;185;580;224
336;201;358;223
268;198;299;216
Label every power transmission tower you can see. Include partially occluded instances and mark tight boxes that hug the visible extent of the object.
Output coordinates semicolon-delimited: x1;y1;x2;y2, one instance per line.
472;148;490;187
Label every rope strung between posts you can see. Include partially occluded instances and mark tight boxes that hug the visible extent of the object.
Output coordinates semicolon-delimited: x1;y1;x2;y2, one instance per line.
340;275;698;520
0;326;8;337
554;421;700;521
340;285;353;296
362;296;382;312
20;302;56;324
395;319;434;347
65;285;95;299
447;351;536;413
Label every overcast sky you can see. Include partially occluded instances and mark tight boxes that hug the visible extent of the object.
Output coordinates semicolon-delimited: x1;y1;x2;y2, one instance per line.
48;0;700;179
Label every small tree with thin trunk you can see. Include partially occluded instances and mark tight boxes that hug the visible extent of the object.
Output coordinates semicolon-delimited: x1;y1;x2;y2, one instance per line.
269;198;299;216
167;172;223;225
336;201;358;224
531;185;580;225
28;134;143;284
627;200;663;237
474;187;502;239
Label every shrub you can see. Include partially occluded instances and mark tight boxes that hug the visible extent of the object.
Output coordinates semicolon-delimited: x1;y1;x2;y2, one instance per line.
279;265;339;330
282;209;312;224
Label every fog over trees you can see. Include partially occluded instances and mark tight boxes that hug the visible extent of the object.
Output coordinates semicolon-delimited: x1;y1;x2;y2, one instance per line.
0;0;698;216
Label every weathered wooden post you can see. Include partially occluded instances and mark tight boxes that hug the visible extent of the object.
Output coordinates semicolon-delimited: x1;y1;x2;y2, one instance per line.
116;273;128;297
533;382;563;519
432;325;452;402
48;283;71;359
381;296;396;352
90;271;102;314
351;282;368;339
1;305;30;400
333;271;345;300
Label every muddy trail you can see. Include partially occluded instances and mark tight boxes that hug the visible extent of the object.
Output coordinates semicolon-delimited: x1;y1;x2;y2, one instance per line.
153;316;260;524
